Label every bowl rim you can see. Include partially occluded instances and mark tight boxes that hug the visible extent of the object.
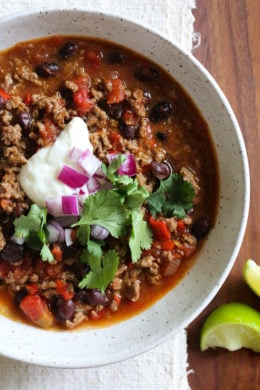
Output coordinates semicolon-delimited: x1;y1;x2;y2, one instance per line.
0;7;250;367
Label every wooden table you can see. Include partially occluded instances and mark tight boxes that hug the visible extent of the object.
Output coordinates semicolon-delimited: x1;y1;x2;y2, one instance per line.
188;1;260;388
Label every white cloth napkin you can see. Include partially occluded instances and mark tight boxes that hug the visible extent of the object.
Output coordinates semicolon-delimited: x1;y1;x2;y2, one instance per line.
0;1;196;389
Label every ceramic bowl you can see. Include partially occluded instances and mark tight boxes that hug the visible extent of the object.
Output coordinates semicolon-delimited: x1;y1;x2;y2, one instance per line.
0;9;250;367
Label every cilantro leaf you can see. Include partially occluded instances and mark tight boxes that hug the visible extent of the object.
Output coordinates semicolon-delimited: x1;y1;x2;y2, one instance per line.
102;154;126;183
41;243;55;262
129;211;153;262
14;204;47;239
86;239;104;258
146;173;195;219
79;249;119;293
125;185;149;210
77;224;90;246
73;190;129;238
14;204;54;263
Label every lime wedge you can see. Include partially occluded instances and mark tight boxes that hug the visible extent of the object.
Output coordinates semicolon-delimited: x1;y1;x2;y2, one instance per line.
200;302;260;352
243;259;260;296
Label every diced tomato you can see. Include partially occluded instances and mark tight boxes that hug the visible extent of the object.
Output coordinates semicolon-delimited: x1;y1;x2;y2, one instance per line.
56;280;74;301
85;49;103;70
153;239;175;251
74;75;91;91
106;78;125;104
0;88;10;101
148;215;171;241
51;244;63;262
45;262;63;279
108;132;123;152
20;294;54;328
26;283;39;295
177;219;186;233
24;93;32;105
39;118;59;146
73;87;94;113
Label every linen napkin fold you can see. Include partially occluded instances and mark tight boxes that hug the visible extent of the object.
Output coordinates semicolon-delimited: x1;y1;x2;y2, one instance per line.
0;1;196;389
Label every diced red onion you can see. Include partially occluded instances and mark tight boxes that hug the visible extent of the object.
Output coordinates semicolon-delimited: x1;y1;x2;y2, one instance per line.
77;193;89;207
48;219;65;242
93;165;106;180
58;165;88;189
62;195;80;215
90;224;109;240
86;176;101;194
54;215;79;227
107;153;136;176
10;234;25;245
79;149;101;177
69;146;84;163
46;196;63;217
47;223;60;243
65;228;74;246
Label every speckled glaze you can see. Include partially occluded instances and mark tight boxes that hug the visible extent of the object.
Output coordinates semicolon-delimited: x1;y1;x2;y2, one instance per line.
0;9;250;368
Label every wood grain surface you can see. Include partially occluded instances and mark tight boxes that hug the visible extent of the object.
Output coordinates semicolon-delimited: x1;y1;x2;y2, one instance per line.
188;1;260;389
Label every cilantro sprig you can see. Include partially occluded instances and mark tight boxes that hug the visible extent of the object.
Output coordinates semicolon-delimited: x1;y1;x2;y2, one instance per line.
73;190;129;238
13;204;54;262
129;211;153;262
79;249;119;293
146;173;195;219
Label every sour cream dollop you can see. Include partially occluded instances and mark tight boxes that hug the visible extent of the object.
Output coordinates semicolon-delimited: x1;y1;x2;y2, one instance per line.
19;117;93;207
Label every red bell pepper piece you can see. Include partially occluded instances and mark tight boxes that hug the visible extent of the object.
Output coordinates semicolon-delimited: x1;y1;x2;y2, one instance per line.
56;280;74;301
106;78;125;104
148;215;171;240
20;294;54;328
73;87;94;113
0;88;10;101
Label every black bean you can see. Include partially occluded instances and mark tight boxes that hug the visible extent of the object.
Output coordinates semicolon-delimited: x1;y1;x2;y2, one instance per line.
0;243;25;263
134;65;159;82
58;41;77;58
108;103;124;120
119;121;137;139
17;111;32;131
150;101;172;123
83;289;109;306
55;297;75;321
35;62;60;78
15;289;28;307
59;86;74;107
108;50;126;63
151;161;172;180
156;131;168;141
98;99;123;120
143;91;152;101
191;217;211;240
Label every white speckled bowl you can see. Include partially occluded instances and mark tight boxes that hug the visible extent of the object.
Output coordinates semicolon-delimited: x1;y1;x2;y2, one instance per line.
0;9;250;367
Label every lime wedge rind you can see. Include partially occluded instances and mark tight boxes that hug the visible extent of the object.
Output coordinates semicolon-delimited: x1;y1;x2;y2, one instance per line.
200;302;260;352
243;259;260;296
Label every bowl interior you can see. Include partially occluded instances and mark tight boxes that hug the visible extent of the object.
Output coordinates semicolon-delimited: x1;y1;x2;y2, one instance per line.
0;9;250;367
